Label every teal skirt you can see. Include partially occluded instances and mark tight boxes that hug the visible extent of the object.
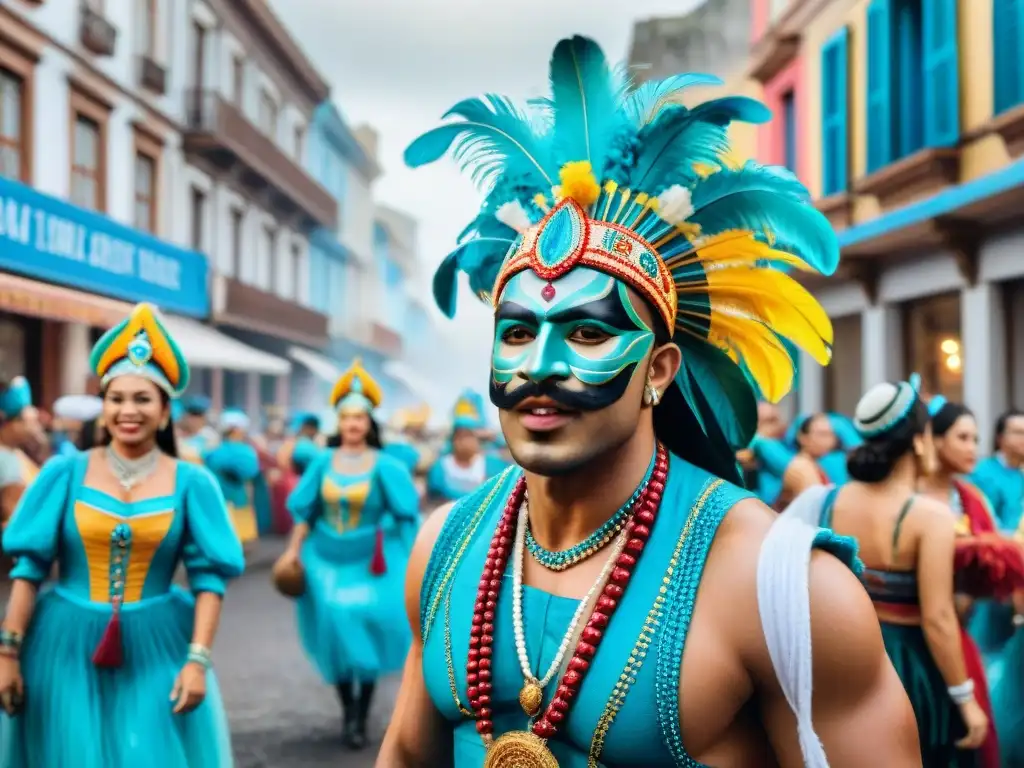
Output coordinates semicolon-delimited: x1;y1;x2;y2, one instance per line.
990;628;1024;766
296;522;412;685
0;586;232;768
880;622;976;767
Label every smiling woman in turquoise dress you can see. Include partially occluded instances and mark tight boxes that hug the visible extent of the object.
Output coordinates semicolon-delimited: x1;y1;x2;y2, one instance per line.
0;303;245;768
274;359;420;751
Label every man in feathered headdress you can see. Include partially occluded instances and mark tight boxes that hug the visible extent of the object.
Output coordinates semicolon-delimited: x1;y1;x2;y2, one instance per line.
379;36;917;766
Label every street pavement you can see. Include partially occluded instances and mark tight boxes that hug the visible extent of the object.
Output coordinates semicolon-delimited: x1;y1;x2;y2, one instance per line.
217;539;400;767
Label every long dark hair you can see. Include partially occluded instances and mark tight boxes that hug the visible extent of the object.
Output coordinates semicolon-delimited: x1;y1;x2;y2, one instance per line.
932;401;973;438
98;386;179;457
326;414;383;450
847;398;929;483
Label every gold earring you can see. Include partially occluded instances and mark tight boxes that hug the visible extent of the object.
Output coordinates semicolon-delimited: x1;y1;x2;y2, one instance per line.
160;417;169;430
643;372;660;406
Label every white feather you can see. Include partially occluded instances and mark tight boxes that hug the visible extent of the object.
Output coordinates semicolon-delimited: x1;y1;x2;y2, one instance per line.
655;185;694;225
495;201;533;233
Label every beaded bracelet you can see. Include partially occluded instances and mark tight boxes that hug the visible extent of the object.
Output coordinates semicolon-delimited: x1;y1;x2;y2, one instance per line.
186;643;212;669
0;629;22;658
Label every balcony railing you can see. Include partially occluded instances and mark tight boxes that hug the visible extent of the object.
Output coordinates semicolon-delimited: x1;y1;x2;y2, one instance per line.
183;90;337;230
80;3;117;57
213;274;329;345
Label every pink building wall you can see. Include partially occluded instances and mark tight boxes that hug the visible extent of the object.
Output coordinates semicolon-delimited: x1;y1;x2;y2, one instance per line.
751;0;768;42
757;56;808;182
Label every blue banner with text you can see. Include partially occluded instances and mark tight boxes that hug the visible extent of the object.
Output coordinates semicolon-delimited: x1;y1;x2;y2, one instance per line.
0;176;208;317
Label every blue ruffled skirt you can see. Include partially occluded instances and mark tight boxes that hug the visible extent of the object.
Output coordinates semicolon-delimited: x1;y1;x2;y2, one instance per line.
0;586;232;768
297;523;412;684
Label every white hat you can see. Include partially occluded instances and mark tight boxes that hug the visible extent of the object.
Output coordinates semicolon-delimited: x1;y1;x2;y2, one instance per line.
219;409;251;433
53;395;103;423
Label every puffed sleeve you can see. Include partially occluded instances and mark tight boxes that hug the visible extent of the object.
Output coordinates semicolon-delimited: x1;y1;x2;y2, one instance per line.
426;459;447;499
286;451;329;524
204;442;261;481
377;454;420;521
180;463;245;595
3;455;75;583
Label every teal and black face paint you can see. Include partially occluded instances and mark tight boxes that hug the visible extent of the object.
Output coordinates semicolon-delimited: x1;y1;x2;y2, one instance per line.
490;268;655;412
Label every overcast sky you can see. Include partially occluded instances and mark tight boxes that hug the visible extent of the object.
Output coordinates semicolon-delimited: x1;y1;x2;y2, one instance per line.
270;0;703;411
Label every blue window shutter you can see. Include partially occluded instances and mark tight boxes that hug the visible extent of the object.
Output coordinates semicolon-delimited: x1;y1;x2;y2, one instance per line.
820;27;849;197
866;0;894;173
922;0;960;147
994;0;1024;114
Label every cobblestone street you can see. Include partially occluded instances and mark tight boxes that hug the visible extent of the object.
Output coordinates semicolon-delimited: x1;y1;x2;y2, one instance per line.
217;555;399;767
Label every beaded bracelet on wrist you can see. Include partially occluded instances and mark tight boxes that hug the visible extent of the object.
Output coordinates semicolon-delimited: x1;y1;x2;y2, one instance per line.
524;451;656;571
0;629;22;657
186;643;212;669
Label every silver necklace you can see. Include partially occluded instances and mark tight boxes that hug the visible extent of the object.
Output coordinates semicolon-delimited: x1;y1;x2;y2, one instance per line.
106;446;159;491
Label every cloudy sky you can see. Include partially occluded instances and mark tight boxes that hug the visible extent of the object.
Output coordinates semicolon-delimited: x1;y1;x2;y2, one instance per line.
270;0;703;409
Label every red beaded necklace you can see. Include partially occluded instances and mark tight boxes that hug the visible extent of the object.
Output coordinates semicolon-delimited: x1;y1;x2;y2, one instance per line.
467;443;669;744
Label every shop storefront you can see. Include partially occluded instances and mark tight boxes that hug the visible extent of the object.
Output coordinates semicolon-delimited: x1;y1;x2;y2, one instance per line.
903;292;963;402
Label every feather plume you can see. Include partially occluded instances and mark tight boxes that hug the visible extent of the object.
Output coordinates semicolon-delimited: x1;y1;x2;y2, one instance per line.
655;185;694;224
624;73;723;126
628;106;729;193
674;343;758;447
494;201;534;232
689;96;773;126
548;36;630;171
688;162;839;275
404;95;555;191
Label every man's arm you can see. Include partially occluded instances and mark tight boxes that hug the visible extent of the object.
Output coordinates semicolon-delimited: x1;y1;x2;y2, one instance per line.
376;502;455;768
762;552;921;766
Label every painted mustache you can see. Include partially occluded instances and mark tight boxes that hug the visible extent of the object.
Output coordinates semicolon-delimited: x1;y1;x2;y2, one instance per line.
489;365;635;413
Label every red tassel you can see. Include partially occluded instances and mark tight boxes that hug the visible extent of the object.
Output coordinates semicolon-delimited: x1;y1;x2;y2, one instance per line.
369;526;387;575
92;608;123;668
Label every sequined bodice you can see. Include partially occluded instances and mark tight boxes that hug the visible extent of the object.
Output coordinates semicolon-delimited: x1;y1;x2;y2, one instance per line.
420;458;752;767
57;485;185;604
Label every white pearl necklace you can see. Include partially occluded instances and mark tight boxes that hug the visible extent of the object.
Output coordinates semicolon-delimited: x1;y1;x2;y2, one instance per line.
511;494;630;690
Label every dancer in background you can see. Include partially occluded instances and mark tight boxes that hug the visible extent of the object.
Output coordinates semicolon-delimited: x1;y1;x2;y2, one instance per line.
425;390;505;504
50;395;103;458
273;360;419;751
0;302;243;767
176;396;219;462
738;401;788;506
204;410;265;552
919;399;1023;768
0;379;37;532
818;377;988;764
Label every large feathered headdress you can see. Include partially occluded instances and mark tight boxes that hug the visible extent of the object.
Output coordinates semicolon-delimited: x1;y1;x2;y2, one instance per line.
405;36;838;460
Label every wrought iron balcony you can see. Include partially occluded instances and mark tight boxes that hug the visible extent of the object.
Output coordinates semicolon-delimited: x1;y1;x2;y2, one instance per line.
183;90;337;231
80;3;117;57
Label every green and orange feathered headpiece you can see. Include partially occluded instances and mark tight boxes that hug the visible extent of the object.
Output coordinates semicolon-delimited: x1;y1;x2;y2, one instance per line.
330;358;383;414
90;303;189;397
405;35;838;450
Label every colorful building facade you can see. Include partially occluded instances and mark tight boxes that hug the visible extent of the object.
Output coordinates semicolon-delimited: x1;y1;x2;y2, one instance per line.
745;0;1024;449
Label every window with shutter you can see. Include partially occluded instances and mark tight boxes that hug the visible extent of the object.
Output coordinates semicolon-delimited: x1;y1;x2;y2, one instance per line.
922;0;959;147
994;0;1024;114
866;0;894;172
820;27;849;197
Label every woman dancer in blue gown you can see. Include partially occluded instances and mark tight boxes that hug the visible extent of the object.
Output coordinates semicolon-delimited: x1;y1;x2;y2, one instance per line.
274;359;419;750
0;303;244;768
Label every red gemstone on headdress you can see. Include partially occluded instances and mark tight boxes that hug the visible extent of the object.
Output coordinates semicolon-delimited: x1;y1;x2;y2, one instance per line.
541;282;556;301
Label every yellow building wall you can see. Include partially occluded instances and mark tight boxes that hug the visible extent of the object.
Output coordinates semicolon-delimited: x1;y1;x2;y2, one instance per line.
677;72;764;164
795;0;1012;227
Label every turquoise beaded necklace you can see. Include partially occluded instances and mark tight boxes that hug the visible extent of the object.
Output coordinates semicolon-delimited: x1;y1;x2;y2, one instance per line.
525;450;656;571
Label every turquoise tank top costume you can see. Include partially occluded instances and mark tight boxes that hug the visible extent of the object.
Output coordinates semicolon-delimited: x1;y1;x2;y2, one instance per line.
404;33;843;765
0;303;245;768
287;359;420;700
428;390;506;503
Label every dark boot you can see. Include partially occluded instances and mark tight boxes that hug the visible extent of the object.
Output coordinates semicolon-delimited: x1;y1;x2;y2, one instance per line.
347;681;375;750
335;681;356;743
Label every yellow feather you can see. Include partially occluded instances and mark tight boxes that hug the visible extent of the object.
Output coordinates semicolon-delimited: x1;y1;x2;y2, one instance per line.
667;230;817;273
708;312;795;402
558;161;601;208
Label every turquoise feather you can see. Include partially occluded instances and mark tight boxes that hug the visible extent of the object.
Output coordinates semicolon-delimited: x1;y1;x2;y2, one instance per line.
432;235;516;318
689;163;839;276
676;343;758;447
689;96;773;126
627;107;728;193
403;95;555;191
548;36;629;169
624;72;723;126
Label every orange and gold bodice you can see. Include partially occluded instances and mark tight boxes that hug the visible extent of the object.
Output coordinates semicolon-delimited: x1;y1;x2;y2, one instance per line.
58;487;184;603
319;467;382;535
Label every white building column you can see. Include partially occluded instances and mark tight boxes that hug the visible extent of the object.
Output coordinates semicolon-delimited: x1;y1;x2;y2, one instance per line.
245;372;260;423
962;282;1007;453
861;304;903;391
797;350;825;416
60;323;92;394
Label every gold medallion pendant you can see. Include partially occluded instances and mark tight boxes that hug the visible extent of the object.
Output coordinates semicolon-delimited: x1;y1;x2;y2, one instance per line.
518;681;544;717
483;731;559;768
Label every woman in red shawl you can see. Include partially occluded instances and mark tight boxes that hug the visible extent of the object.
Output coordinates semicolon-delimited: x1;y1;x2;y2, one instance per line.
920;399;1024;767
